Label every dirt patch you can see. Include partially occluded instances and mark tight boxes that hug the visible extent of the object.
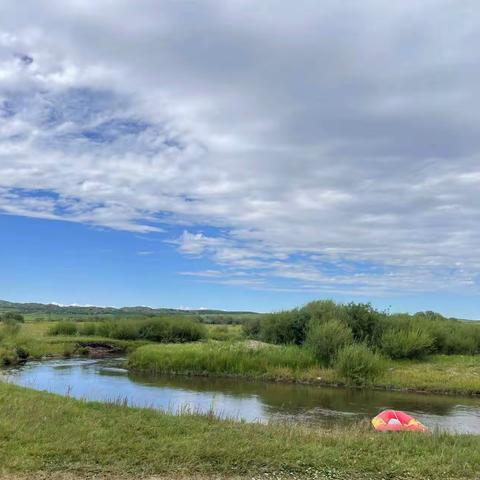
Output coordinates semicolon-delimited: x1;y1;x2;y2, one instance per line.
76;341;125;358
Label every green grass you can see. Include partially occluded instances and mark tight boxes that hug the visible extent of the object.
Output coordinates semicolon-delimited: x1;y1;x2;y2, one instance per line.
0;382;480;479
206;324;245;341
128;342;480;395
382;355;480;395
0;322;147;364
127;341;318;380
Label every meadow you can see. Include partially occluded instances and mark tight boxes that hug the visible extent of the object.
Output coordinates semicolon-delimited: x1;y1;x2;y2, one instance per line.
1;381;480;479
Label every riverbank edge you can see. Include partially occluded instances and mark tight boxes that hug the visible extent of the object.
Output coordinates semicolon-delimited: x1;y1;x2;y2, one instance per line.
126;344;480;398
126;364;480;397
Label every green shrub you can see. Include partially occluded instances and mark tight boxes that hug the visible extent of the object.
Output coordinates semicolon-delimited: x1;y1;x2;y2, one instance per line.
381;328;433;359
336;344;385;385
344;302;384;343
0;347;19;366
242;316;262;338
15;346;30;360
306;319;352;365
302;300;349;323
1;312;24;323
48;322;78;336
260;309;310;345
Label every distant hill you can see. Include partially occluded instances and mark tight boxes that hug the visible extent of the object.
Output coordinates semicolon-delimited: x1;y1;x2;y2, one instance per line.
0;299;257;318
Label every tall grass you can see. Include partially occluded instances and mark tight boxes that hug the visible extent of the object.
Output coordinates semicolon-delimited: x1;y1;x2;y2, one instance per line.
306;319;352;365
48;321;78;336
47;317;207;343
381;328;433;359
128;342;316;377
335;344;386;385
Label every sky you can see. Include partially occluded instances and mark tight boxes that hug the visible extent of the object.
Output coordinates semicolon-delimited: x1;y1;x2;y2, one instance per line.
0;1;479;317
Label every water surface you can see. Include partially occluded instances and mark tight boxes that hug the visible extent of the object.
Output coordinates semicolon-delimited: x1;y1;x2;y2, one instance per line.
3;357;480;433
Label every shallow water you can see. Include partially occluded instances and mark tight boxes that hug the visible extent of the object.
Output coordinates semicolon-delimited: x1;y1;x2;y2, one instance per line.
3;357;480;433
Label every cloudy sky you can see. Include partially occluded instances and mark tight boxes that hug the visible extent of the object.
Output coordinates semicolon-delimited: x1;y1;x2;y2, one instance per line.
1;1;479;316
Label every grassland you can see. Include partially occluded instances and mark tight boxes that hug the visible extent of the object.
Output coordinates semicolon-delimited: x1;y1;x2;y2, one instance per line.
128;342;480;396
1;381;480;479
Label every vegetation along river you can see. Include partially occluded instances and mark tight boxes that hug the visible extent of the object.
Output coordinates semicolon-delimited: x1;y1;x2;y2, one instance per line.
3;357;480;433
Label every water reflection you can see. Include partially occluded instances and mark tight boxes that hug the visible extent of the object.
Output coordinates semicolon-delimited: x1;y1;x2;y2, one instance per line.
3;357;480;433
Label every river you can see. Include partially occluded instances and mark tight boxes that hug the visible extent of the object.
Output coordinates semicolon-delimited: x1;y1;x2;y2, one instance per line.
3;357;480;433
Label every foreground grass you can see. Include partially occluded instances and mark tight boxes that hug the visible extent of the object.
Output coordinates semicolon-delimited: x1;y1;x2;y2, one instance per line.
128;342;480;395
0;382;480;479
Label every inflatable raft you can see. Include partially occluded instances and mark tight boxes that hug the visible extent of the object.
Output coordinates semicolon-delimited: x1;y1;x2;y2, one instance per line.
371;409;427;432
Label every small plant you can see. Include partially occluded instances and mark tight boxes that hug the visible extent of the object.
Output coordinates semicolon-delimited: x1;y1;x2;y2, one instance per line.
306;319;352;365
15;346;30;361
48;322;78;336
0;347;19;366
76;346;90;356
336;344;385;385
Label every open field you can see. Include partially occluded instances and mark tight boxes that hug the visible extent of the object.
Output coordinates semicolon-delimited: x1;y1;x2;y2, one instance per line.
1;381;480;479
128;342;480;396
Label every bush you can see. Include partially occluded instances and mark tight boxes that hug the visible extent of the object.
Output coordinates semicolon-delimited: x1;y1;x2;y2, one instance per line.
381;328;433;359
242;316;262;338
48;322;78;336
260;309;310;345
344;303;384;343
0;347;19;366
336;344;385;385
424;321;480;355
15;346;30;360
1;312;24;323
302;300;349;323
306;320;352;365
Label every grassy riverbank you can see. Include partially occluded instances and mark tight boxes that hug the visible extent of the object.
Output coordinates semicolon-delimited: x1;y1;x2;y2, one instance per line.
0;322;147;365
0;382;479;479
128;342;480;395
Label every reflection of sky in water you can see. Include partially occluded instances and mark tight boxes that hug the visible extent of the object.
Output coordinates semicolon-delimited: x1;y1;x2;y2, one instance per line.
3;358;480;433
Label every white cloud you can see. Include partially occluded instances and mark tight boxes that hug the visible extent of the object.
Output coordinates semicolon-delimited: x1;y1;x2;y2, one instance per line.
0;0;480;295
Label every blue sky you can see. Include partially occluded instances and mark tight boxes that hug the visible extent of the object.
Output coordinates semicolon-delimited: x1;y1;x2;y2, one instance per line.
1;1;480;318
1;214;479;318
